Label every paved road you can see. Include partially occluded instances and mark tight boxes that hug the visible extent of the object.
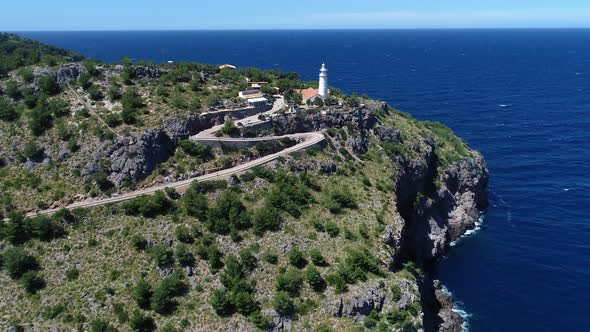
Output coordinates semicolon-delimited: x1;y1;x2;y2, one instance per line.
28;96;324;217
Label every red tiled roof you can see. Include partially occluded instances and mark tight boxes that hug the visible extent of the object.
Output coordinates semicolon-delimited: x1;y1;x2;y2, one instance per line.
295;88;320;101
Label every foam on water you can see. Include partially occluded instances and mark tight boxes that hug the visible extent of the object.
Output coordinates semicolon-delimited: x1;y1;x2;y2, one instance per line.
450;215;484;247
441;285;472;332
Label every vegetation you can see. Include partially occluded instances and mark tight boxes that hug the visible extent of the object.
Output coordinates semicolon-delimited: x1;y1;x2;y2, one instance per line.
0;33;83;76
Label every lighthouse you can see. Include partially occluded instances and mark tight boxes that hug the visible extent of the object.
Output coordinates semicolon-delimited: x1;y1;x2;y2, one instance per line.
318;63;329;98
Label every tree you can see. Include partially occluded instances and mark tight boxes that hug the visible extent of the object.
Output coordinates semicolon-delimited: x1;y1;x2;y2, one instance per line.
233;290;258;315
253;205;281;235
210;288;233;316
272;291;294;316
131;234;148;251
287;248;307;268
206;191;250;234
132;277;152;309
2;247;39;279
148;244;174;267
304;265;325;292
47;98;70;117
87;84;104;101
183;185;208;220
0;97;18;121
28;104;53;135
38;75;59;95
88;319;117;332
175;244;195;267
129;310;156;332
22;141;44;161
5;80;21;99
309;249;327;266
121;88;143;124
78;72;92;90
19;271;46;294
275;268;303;296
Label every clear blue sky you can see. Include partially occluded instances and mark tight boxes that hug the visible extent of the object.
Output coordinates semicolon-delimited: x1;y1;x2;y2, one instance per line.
3;0;590;31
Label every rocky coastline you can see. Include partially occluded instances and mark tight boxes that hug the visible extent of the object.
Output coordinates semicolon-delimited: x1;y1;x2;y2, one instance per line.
80;101;488;332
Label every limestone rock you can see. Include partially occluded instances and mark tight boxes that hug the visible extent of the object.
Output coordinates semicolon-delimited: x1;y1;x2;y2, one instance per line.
332;281;386;322
264;309;292;332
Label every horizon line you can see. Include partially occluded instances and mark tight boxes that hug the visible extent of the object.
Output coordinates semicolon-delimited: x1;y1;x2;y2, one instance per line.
7;27;590;33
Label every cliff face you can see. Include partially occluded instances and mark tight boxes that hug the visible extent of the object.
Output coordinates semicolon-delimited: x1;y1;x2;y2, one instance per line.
385;131;488;331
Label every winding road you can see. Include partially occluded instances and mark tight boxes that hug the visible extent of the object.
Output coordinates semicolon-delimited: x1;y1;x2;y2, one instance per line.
28;96;325;217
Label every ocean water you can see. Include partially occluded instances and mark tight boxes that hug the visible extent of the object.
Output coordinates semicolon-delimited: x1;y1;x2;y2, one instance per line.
19;30;590;331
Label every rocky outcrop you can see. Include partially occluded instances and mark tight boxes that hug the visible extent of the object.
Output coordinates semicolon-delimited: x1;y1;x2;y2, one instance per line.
265;309;292;332
134;66;165;79
331;281;386;322
83;110;240;187
106;129;175;187
30;63;86;92
271;107;377;135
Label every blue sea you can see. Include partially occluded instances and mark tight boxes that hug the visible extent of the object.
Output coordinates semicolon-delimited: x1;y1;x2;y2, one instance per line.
20;30;590;331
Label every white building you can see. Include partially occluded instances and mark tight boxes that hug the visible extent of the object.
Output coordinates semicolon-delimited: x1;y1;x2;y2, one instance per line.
318;63;329;98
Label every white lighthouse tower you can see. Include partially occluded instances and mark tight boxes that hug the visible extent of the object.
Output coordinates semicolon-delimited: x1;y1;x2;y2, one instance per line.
318;63;329;98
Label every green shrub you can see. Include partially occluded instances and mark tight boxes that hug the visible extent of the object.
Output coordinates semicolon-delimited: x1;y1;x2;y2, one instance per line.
175;244;195;267
364;310;380;329
65;268;79;281
385;310;413;329
206;190;250;234
88;319;117;332
121;191;172;217
275;268;303;296
130;234;147;251
113;302;128;323
324;222;340;238
316;323;336;332
272;291;295;315
48;97;70;117
104;113;122;127
38;75;59;95
233;290;258;315
132;277;152;309
19;271;45;293
22;141;44;161
308;249;327;266
210;288;233;316
175;225;194;243
391;284;402;302
177;140;213;160
304;265;325;292
266;172;312;218
239;249;258;273
262;250;278;265
151;272;187;314
0;97;19;121
358;223;370;239
121;88;143;124
287;248;307;268
253;204;281;235
2;247;39;279
129;310;156;332
182;188;208;220
324;188;357;214
148;244;174;267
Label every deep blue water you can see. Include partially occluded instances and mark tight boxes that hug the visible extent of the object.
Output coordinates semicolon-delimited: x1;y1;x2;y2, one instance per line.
19;30;590;331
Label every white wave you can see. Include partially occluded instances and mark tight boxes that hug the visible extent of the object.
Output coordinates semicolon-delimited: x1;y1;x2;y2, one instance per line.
450;215;484;247
441;286;472;332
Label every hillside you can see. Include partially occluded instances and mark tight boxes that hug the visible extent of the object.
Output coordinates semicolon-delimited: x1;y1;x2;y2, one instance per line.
0;33;488;332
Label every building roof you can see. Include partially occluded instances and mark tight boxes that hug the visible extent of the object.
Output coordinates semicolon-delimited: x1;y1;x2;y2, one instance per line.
247;97;268;103
295;87;320;101
219;64;237;70
240;90;262;96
